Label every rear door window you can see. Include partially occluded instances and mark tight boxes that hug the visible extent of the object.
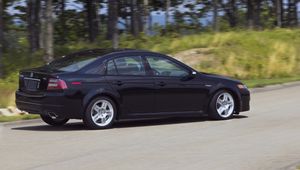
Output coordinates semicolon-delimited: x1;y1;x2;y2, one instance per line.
107;56;146;76
106;60;118;75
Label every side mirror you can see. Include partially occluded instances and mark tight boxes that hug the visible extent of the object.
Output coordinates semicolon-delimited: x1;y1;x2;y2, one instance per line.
181;71;197;81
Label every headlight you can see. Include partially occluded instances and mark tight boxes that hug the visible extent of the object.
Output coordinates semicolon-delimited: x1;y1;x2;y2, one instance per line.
237;84;248;89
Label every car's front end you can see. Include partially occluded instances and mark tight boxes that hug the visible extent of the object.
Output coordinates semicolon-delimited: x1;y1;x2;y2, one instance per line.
200;72;250;113
236;83;250;112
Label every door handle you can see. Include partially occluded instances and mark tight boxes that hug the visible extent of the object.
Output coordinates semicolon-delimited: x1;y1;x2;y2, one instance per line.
157;81;166;87
112;81;123;86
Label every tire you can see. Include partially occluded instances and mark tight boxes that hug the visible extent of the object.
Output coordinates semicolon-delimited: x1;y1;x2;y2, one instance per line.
83;97;116;129
208;90;236;120
40;114;69;126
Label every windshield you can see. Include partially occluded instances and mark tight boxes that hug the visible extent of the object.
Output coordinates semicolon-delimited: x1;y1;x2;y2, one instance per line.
47;54;99;72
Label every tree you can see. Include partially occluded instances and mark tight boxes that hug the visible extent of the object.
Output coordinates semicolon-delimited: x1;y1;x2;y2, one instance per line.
247;0;254;29
107;0;118;48
230;0;238;27
107;0;114;39
221;0;238;27
0;0;3;77
165;0;170;26
287;0;298;27
137;1;144;32
59;0;67;44
86;0;100;42
178;1;205;30
275;0;282;27
253;0;261;29
112;1;119;49
40;0;46;49
130;0;139;37
44;0;54;62
212;0;219;32
247;0;261;29
27;0;41;52
143;0;150;34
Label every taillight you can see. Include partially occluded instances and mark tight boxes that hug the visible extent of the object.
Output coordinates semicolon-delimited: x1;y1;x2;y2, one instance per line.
47;78;68;90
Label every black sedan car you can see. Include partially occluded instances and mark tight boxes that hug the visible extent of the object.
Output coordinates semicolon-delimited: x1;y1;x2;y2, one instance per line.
16;49;250;129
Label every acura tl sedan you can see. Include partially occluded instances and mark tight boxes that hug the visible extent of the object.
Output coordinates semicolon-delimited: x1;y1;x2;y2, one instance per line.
16;49;250;129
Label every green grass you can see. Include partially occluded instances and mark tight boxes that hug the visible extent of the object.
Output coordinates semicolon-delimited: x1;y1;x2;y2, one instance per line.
0;115;40;123
1;29;300;108
118;29;300;80
3;29;300;80
0;81;17;108
244;76;300;88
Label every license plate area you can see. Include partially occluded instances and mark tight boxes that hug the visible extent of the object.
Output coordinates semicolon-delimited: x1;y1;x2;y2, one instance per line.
24;77;41;91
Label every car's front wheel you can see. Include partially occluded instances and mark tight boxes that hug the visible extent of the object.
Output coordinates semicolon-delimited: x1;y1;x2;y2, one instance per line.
40;114;69;126
83;97;116;129
209;90;236;120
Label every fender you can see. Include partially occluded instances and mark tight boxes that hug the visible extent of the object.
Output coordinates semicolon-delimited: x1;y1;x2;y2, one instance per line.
81;87;121;115
206;82;242;113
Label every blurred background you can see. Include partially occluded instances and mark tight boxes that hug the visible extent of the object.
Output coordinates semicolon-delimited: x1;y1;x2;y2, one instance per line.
0;0;300;109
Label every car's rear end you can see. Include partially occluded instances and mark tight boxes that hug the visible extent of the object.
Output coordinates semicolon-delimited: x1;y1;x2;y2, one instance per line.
15;52;101;119
15;68;83;119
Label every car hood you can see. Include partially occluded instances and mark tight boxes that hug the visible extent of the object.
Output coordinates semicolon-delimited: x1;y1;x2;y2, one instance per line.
200;72;242;84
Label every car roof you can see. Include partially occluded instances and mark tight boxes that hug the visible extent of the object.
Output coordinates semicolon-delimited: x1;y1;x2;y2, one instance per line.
69;48;151;57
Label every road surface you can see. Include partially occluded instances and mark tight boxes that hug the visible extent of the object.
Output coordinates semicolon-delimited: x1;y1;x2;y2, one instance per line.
1;84;300;170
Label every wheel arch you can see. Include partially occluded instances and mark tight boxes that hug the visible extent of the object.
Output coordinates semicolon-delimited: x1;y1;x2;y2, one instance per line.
82;90;121;119
207;87;241;114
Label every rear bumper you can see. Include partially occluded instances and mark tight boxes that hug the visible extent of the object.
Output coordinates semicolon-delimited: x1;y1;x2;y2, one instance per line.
15;90;83;119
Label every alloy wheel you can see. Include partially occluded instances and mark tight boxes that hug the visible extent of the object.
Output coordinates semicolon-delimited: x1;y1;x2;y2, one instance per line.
215;92;235;118
91;99;114;127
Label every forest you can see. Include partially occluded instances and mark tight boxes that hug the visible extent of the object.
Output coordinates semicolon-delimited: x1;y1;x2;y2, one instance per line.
0;0;300;108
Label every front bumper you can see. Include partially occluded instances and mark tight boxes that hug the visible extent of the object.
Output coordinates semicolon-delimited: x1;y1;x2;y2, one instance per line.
237;87;250;112
15;90;83;119
240;93;250;112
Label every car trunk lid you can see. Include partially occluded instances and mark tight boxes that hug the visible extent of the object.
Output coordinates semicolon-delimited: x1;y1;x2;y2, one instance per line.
19;67;64;93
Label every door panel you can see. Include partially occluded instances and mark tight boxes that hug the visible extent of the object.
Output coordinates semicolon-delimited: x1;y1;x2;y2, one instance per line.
106;76;155;115
153;77;207;113
105;55;155;116
144;55;207;113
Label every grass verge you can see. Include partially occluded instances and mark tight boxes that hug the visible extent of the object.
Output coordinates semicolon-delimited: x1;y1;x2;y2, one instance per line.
243;76;300;88
0;115;40;123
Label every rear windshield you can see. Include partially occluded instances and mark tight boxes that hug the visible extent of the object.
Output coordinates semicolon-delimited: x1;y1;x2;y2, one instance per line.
47;54;99;72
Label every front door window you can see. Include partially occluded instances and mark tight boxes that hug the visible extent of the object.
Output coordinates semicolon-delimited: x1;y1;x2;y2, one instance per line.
146;56;189;77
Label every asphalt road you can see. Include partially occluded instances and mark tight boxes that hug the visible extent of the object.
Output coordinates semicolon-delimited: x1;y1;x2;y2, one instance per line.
1;84;300;170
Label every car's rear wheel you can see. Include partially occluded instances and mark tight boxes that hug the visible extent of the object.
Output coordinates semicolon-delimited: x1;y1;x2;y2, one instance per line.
209;90;235;120
40;114;69;126
83;97;116;129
